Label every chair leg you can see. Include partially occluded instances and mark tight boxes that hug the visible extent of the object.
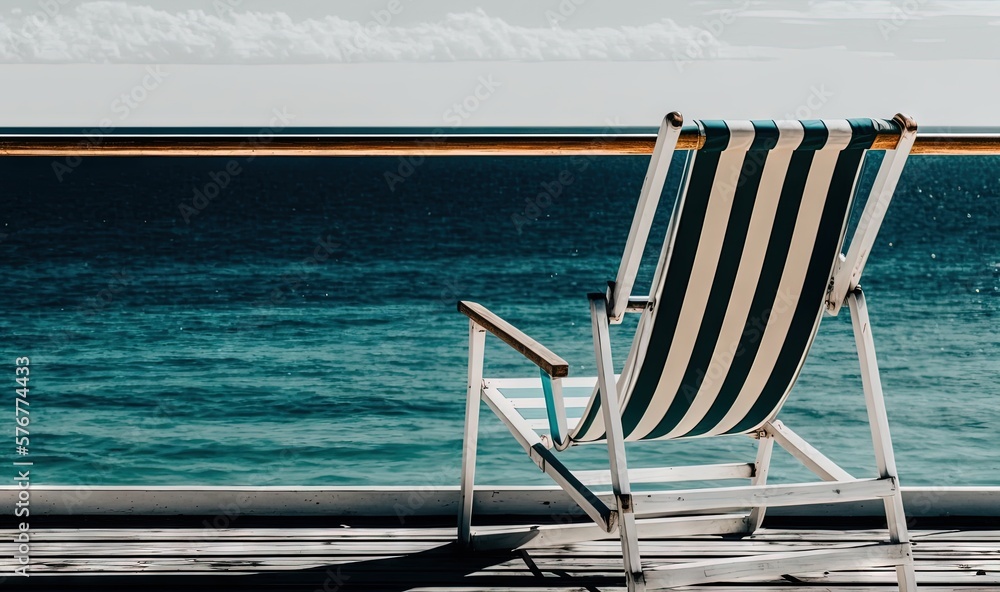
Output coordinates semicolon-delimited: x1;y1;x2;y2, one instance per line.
746;430;774;534
848;288;917;591
458;321;486;547
590;295;645;592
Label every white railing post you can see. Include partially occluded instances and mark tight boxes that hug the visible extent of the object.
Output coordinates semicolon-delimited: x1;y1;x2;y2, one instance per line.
458;320;486;546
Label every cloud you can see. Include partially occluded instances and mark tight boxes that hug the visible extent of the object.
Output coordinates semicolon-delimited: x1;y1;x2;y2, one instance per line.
0;2;741;64
746;0;1000;20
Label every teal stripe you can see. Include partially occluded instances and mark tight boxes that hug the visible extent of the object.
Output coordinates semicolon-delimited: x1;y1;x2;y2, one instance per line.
572;385;602;440
846;118;879;150
684;149;816;437
699;120;731;152
798;120;829;151
644;136;772;439
540;369;563;444
749;120;780;151
726;146;866;434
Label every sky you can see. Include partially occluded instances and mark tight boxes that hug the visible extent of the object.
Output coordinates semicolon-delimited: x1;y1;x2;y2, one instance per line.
0;0;998;127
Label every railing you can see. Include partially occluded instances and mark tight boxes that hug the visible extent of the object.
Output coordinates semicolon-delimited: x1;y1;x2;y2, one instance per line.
1;130;999;156
2;128;997;517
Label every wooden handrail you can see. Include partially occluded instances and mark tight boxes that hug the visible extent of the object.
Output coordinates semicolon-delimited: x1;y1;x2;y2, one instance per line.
0;131;998;156
458;301;569;378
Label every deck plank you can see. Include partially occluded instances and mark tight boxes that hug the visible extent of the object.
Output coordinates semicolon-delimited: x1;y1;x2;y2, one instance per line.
3;525;1000;590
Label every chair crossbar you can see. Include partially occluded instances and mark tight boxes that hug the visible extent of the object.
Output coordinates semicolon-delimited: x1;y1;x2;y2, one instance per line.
574;463;753;486
645;542;910;588
765;420;854;481
525;417;582;432
633;477;895;516
470;514;747;551
509;396;591;409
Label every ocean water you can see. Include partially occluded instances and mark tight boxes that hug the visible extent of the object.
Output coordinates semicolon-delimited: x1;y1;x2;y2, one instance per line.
1;153;997;487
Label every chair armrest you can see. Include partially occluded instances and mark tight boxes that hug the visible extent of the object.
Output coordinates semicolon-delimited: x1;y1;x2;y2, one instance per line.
458;301;569;378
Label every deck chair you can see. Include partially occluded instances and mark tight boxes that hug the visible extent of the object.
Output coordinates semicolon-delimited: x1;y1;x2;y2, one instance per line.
457;112;918;591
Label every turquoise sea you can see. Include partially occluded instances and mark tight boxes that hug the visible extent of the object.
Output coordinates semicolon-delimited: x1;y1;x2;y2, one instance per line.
1;151;997;486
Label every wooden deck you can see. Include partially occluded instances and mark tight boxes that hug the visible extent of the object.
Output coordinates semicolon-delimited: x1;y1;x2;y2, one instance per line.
4;522;1000;590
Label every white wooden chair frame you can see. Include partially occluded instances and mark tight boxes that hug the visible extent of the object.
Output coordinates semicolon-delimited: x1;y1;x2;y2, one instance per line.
457;113;919;591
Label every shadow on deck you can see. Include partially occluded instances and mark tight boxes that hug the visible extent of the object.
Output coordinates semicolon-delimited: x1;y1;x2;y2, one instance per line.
5;521;1000;591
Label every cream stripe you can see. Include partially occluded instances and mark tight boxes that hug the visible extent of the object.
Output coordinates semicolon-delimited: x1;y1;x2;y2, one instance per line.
627;148;745;441
570;381;601;440
773;120;808;150
660;147;797;439
724;120;756;150
822;119;855;149
706;146;843;436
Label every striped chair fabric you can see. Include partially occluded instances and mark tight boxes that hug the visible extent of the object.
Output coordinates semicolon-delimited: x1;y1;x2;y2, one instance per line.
567;118;899;443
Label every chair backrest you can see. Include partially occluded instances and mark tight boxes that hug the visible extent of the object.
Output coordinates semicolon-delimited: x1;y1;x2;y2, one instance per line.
571;116;914;443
